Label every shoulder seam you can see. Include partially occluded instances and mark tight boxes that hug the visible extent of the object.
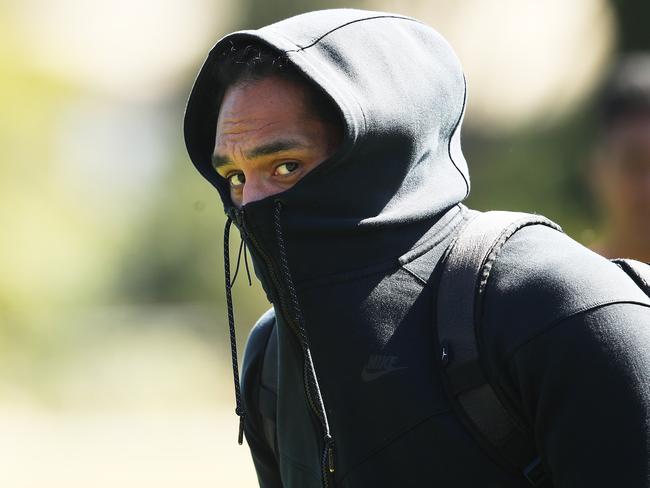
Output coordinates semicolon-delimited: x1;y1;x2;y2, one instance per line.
498;299;650;377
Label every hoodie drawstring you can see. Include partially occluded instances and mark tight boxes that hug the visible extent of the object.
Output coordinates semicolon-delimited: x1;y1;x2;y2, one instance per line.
231;233;252;287
273;201;336;485
223;216;246;445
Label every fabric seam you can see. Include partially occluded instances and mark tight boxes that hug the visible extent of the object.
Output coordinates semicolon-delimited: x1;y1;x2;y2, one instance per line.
284;15;422;52
499;299;650;379
447;75;470;198
337;407;452;483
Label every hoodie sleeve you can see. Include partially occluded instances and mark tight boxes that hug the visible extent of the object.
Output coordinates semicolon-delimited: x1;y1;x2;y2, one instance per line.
507;302;650;486
481;224;650;487
241;308;283;488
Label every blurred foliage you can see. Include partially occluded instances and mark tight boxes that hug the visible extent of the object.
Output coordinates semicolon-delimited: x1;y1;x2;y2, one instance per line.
465;0;650;239
109;142;271;340
0;18;81;342
610;0;650;51
241;0;352;28
465;107;600;240
0;7;270;399
111;146;227;305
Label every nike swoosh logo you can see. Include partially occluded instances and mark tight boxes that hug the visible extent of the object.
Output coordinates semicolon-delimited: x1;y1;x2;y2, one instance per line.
361;366;407;382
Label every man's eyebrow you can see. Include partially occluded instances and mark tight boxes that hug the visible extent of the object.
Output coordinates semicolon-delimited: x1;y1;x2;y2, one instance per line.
211;139;307;170
212;154;232;169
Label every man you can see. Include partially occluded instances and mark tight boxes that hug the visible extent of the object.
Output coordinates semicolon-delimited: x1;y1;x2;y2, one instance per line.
184;9;650;488
590;53;650;262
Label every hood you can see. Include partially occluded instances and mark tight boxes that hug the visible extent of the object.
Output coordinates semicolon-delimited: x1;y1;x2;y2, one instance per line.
184;8;469;287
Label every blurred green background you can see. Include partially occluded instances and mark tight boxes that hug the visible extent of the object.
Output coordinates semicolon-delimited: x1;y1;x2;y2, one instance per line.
1;0;648;486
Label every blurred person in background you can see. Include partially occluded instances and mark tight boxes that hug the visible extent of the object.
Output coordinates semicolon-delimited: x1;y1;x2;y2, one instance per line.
184;9;650;488
590;53;650;262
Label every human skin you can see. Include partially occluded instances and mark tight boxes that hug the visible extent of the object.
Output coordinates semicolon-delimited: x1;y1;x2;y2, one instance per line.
212;75;342;207
591;114;650;261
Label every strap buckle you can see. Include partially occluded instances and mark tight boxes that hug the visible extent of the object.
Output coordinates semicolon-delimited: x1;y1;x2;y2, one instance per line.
523;456;547;486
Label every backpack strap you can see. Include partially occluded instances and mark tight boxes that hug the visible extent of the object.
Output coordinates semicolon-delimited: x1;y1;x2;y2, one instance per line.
437;210;562;486
611;258;650;297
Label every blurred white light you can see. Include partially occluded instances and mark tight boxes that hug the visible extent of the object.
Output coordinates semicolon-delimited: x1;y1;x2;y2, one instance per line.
8;0;238;101
366;0;616;132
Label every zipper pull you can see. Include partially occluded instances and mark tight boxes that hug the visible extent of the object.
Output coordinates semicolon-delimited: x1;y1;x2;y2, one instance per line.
327;444;335;474
230;207;245;232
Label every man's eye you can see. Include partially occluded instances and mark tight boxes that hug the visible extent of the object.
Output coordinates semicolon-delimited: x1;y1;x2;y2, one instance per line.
276;161;299;176
227;172;245;188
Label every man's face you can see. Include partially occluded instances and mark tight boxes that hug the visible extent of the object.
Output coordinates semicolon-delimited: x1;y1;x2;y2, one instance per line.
593;115;650;234
212;75;341;208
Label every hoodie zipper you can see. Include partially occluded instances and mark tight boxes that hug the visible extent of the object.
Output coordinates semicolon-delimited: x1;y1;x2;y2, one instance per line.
233;207;335;486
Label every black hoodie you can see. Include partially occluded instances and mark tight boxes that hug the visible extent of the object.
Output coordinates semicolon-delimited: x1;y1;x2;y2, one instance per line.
184;9;650;488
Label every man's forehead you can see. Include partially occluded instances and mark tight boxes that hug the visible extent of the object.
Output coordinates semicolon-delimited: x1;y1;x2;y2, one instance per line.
216;79;312;138
214;113;316;153
216;117;289;139
218;76;311;120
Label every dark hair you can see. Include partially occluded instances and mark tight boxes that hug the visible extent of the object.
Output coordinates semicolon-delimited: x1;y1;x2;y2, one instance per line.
600;53;650;130
211;40;341;127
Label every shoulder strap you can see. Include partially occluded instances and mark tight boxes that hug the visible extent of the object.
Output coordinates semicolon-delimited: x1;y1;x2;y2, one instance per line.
242;308;279;459
436;210;562;486
611;258;650;297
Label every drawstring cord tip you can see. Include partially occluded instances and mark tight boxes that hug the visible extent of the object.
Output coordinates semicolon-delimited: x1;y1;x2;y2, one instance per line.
237;415;245;445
